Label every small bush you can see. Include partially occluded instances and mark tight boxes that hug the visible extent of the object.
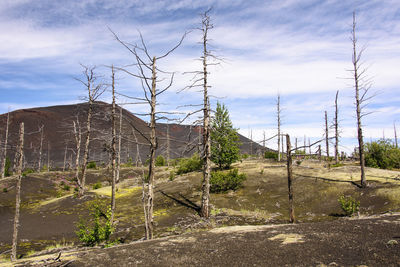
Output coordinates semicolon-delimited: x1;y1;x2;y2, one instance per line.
176;154;202;175
264;151;278;160
62;184;71;191
169;171;175;181
87;161;97;169
76;204;113;247
2;187;7;193
331;162;344;168
4;157;11;177
210;168;247;193
92;182;102;190
365;139;400;170
338;195;360;216
41;164;49;172
241;154;249;160
155;155;166;167
22;168;35;177
296;160;302;166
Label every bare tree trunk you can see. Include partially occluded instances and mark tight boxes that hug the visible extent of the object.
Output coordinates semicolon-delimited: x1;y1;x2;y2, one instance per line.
281;134;284;157
325;111;329;159
47;142;50;172
286;134;295;223
308;138;311;155
334;90;339;164
303;135;306;154
73;119;82;187
295;137;298;152
318;145;321;162
37;125;44;172
11;122;24;262
394;122;398;148
116;106;122;183
352;11;366;188
132;128;140;167
166;123;170;166
144;56;158;239
250;129;253;155
200;14;212;218
110;65;117;224
277;94;281;161
63;144;68;172
1;110;10;178
79;99;93;196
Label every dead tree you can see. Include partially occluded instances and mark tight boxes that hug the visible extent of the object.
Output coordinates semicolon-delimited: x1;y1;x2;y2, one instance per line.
394;122;398;148
37;125;44;172
73;117;82;185
63;144;68;171
11;122;24;262
110;65;117;224
325;111;329;159
1;110;10;178
76;65;105;196
47;142;50;172
286;134;295;223
166;123;170;166
351;11;372;188
277;94;281;161
334;90;340;164
111;28;186;239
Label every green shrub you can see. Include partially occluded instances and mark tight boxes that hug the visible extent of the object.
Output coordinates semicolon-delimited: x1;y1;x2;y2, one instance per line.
22;168;35;177
365;139;400;170
338;195;360;216
2;187;7;193
264;151;278;160
331;162;344;168
92;182;102;190
155;155;166;166
176;154;202;175
296;160;302;166
41;164;48;172
76;204;113;247
4;157;11;177
87;161;97;169
169;171;175;181
241;153;249;160
210;168;247;193
62;184;71;191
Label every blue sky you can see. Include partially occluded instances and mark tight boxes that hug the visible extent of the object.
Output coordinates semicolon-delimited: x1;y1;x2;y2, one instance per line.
0;0;399;154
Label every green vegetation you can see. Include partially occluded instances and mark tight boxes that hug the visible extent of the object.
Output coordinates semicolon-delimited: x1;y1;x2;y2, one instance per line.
169;170;175;181
22;168;35;177
264;151;278;160
211;102;241;169
338;195;360;216
155;155;166;166
176;153;202;175
76;203;114;247
4;156;11;176
87;161;97;169
365;139;400;170
92;182;102;190
210;168;246;193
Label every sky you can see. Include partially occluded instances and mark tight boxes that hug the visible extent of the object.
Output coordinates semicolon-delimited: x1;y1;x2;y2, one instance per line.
0;0;399;154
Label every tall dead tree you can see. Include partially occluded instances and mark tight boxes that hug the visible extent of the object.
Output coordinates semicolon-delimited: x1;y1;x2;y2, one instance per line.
286;134;295;223
11;122;24;262
166;123;170;166
110;65;117;224
325;111;329;159
1;110;10;178
37;125;44;172
63;144;68;171
73;117;82;185
394;122;398;148
47;142;50;172
76;65;105;196
277;94;281;161
334;90;340;164
112;28;185;239
351;11;371;188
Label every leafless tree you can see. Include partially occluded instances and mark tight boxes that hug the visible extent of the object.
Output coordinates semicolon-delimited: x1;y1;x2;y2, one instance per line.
63;143;68;171
394;121;398;148
277;94;281;161
47;142;50;172
1;110;10;178
111;27;186;239
285;134;294;223
351;11;372;188
37;125;44;172
11;122;24;261
76;65;105;196
334;90;340;164
325;111;329;159
73;117;82;185
110;65;117;224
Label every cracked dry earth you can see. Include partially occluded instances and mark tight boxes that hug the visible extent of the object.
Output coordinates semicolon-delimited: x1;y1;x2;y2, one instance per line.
57;213;400;267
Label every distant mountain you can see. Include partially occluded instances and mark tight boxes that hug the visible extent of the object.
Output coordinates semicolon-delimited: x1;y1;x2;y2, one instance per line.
0;102;269;169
